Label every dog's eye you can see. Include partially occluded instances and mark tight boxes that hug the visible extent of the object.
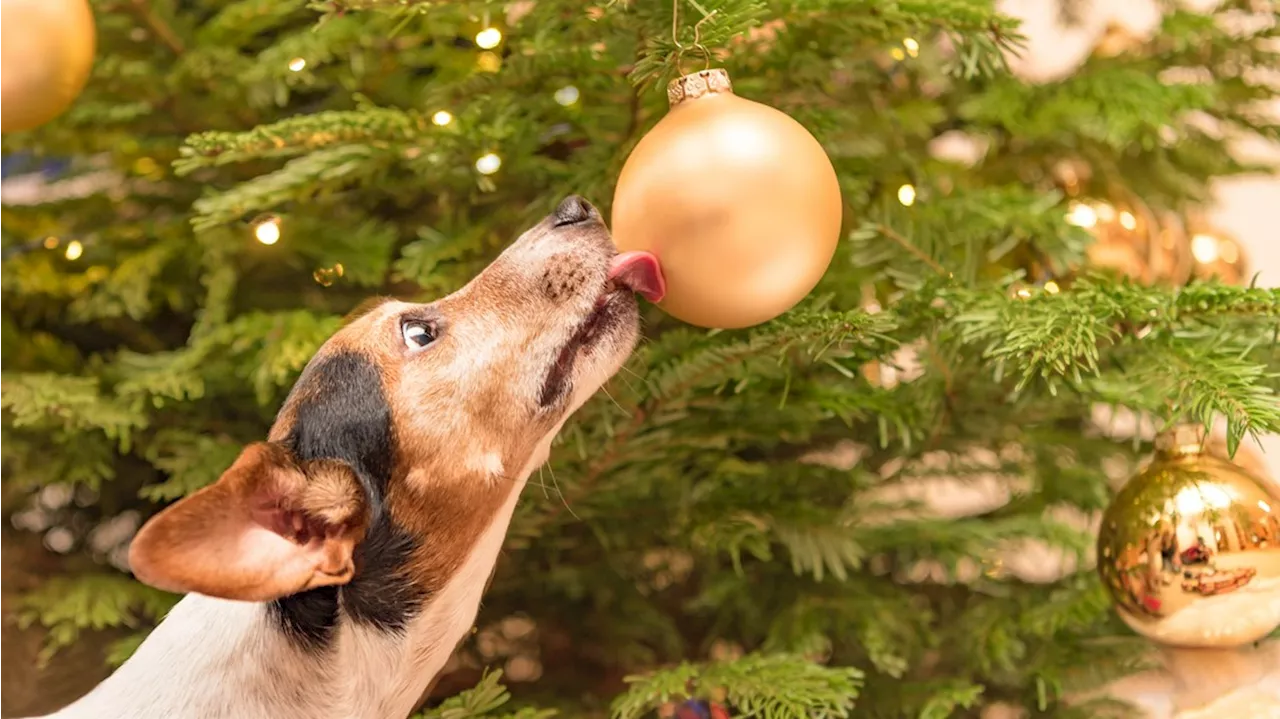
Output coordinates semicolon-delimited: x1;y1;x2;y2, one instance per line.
401;321;436;350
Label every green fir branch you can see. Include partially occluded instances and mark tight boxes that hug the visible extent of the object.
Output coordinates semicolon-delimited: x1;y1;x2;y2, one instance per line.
16;575;180;668
613;653;862;719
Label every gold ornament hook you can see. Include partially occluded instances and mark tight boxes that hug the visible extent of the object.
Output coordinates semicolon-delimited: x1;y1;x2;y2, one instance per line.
671;0;716;76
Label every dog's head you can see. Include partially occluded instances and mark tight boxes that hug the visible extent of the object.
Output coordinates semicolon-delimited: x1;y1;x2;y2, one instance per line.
128;196;657;610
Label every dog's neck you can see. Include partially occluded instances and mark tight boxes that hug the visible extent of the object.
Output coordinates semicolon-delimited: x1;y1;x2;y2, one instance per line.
41;441;549;719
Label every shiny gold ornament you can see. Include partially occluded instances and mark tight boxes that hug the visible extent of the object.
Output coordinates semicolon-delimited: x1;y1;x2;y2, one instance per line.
1071;197;1193;285
1184;218;1247;286
1097;424;1280;648
611;69;843;329
1;0;96;133
1093;21;1144;59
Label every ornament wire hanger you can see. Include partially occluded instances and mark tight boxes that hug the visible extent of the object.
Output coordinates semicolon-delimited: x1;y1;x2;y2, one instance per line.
671;0;716;76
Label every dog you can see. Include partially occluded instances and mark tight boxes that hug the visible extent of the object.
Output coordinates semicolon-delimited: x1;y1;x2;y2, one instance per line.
31;196;664;719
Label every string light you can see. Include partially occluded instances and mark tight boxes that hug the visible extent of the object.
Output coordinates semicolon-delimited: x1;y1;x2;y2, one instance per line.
64;240;83;261
1043;280;1061;295
253;215;282;245
1191;233;1220;264
1118;210;1137;231
432;110;453;126
1015;287;1032;299
43;236;59;249
897;184;916;206
1065;202;1097;228
903;38;920;57
288;57;307;72
890;47;906;61
554;85;580;106
475;152;502;175
476;27;502;49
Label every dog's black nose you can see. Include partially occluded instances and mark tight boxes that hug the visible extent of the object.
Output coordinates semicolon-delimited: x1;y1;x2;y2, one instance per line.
553;195;598;226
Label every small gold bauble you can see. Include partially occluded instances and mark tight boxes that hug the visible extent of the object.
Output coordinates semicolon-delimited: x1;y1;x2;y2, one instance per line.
1184;215;1248;286
611;68;843;329
1;0;97;133
1097;424;1280;648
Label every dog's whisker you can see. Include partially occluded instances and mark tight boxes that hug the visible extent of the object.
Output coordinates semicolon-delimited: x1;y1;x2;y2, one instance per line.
538;465;550;499
598;385;629;416
545;462;580;521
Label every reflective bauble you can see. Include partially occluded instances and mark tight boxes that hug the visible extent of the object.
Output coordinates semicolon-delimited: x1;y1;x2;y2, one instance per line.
1;0;96;133
1097;425;1280;648
1070;198;1193;286
611;69;843;329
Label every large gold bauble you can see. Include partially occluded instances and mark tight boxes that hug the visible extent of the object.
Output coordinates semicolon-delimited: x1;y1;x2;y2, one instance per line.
1073;198;1193;286
1097;425;1280;648
0;0;96;133
611;69;843;329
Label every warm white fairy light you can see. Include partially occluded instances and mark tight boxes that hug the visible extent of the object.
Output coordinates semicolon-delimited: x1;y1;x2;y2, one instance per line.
475;152;502;175
1191;233;1220;264
1118;210;1136;231
903;38;920;57
897;184;916;206
288;57;307;72
554;85;580;106
64;240;83;260
432;110;453;126
254;216;282;245
1065;202;1097;229
476;27;502;49
43;236;59;249
890;47;906;61
1043;280;1060;295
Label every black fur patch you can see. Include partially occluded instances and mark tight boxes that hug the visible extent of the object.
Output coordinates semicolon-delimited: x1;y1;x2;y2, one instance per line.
271;351;423;649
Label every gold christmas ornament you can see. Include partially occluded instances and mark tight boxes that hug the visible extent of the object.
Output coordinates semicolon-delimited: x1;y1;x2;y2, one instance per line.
610;69;843;329
1097;424;1280;648
1187;229;1247;286
1070;198;1193;286
1;0;96;133
1093;21;1144;59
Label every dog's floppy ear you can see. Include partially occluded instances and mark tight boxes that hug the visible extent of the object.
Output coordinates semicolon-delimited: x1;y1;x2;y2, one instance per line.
129;442;369;602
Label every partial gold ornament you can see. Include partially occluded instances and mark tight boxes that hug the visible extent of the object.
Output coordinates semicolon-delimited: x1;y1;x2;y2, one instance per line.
611;69;843;329
1096;424;1280;648
1184;216;1248;286
1;0;96;133
1069;197;1193;285
1092;21;1144;59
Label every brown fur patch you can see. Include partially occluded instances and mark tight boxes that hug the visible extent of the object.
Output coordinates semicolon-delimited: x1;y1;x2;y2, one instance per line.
300;459;367;527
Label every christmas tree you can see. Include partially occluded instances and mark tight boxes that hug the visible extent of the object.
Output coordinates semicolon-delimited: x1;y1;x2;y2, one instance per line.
3;1;1280;717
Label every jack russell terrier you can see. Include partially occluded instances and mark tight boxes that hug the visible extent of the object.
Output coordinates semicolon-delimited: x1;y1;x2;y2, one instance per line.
29;196;665;719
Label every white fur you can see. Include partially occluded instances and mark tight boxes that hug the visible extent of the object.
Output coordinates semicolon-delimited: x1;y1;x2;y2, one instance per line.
466;451;506;481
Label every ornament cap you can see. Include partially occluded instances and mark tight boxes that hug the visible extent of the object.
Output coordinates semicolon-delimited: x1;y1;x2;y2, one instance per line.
667;68;733;107
1155;422;1206;458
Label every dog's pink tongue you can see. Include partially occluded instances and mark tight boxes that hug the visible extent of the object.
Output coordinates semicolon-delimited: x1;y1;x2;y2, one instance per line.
608;251;666;303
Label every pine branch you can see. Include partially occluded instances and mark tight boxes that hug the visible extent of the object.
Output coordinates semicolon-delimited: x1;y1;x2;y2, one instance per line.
176;109;436;172
189;145;394;230
411;670;557;719
1;373;147;449
612;653;862;719
16;575;179;667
